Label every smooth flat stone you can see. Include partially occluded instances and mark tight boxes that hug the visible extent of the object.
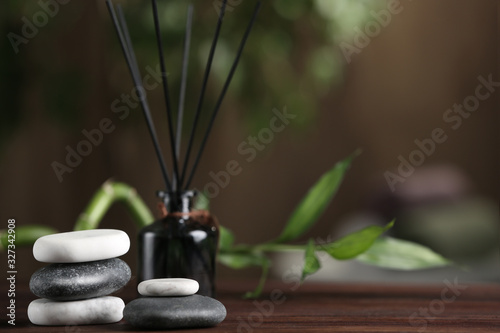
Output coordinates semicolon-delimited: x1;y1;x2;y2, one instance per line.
28;296;124;326
138;278;199;296
30;258;131;301
124;295;226;329
33;229;130;263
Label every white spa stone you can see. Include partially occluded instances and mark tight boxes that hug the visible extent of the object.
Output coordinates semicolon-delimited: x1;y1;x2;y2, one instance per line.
138;278;199;296
28;296;125;326
33;229;130;263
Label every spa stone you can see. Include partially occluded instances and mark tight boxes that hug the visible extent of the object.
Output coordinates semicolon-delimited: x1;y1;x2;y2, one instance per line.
28;296;124;326
33;229;130;263
123;295;226;329
30;258;131;301
138;278;199;296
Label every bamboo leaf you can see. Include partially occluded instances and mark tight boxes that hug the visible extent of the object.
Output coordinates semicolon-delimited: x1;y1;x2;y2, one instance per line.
321;220;394;260
219;226;234;252
302;238;321;281
218;252;266;269
218;252;270;298
356;237;453;270
275;152;357;243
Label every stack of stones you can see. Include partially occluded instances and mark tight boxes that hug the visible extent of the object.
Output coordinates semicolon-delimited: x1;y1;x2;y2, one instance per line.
28;229;131;326
124;278;226;330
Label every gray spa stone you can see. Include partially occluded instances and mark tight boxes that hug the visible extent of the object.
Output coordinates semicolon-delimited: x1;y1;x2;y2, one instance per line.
123;295;227;329
30;258;131;301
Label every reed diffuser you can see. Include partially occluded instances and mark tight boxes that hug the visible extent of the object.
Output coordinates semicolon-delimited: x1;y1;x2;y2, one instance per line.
105;0;261;297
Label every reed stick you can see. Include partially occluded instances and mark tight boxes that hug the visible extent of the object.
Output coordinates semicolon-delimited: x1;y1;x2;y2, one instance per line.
117;5;140;82
176;4;194;160
179;0;228;189
184;2;262;189
106;0;173;193
151;0;181;191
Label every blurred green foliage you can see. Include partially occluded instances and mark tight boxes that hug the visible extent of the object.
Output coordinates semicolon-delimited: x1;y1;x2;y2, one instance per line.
1;0;381;150
111;0;382;133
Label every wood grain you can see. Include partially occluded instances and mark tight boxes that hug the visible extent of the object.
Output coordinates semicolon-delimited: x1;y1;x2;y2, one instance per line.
2;280;499;332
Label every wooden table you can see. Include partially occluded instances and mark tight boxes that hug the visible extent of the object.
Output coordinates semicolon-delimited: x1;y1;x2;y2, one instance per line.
2;280;500;332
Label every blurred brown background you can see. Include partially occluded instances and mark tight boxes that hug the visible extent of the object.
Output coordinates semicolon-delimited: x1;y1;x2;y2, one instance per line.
0;0;498;280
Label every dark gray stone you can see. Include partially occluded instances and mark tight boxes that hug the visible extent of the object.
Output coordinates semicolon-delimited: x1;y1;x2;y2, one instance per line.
123;295;227;329
29;258;131;301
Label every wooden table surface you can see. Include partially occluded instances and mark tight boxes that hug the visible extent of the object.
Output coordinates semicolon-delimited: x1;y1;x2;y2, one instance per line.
2;279;500;333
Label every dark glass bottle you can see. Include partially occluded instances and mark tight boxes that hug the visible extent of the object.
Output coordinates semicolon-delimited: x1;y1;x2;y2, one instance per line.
138;191;219;297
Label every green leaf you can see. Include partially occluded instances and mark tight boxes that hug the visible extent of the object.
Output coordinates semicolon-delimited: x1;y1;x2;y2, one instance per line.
218;252;266;270
356;237;453;270
219;226;234;252
302;238;321;281
275;152;358;243
194;191;210;211
218;252;270;298
321;220;394;260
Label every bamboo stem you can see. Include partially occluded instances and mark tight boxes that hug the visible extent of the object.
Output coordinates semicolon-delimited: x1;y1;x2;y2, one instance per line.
0;225;58;251
74;180;155;231
244;258;269;299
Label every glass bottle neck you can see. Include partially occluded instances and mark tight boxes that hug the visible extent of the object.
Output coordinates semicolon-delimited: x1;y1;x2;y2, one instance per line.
157;190;196;213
